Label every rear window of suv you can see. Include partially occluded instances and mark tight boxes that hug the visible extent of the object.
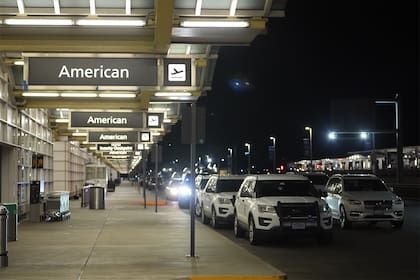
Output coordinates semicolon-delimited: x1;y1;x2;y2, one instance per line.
344;178;388;192
216;179;242;193
255;180;317;197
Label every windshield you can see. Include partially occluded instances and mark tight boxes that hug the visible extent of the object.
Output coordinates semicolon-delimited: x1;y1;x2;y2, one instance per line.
255;180;317;197
344;178;388;191
216;180;242;193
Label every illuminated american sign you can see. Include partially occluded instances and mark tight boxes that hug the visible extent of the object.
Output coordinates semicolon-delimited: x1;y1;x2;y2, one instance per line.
88;131;138;142
71;112;143;128
28;57;157;86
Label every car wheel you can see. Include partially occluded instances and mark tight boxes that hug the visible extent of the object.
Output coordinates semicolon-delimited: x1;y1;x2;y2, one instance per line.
339;205;352;229
211;207;218;229
195;201;202;217
234;213;244;238
248;216;261;245
391;220;403;229
201;204;209;224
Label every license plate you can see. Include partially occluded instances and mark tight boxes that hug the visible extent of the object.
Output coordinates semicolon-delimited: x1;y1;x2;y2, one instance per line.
292;222;306;230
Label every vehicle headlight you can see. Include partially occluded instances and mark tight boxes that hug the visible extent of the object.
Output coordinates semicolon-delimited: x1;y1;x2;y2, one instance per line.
348;199;362;205
217;197;232;204
178;185;192;196
257;205;276;213
393;197;403;205
169;187;178;196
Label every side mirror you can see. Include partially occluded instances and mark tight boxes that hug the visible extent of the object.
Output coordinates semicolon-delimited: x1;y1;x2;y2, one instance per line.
389;186;394;192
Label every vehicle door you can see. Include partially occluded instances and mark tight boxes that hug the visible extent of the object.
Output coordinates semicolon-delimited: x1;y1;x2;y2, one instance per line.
202;177;216;217
325;178;342;217
236;179;254;223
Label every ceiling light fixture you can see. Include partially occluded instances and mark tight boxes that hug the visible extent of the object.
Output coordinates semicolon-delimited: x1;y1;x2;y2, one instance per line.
4;18;73;26
98;93;136;98
22;92;60;97
72;132;88;137
154;92;192;97
180;20;249;28
55;119;69;123
61;93;97;97
76;18;146;26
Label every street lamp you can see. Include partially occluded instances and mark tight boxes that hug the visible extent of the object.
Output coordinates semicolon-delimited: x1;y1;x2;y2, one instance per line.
305;127;313;171
227;148;233;174
269;136;276;173
245;143;251;174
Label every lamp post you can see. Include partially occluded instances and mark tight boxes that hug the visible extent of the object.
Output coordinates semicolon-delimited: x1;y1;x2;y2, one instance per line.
269;137;276;173
245;143;251;174
227;148;233;174
305;127;313;171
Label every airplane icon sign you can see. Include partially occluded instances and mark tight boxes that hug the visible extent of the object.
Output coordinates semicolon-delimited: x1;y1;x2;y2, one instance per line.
168;64;186;81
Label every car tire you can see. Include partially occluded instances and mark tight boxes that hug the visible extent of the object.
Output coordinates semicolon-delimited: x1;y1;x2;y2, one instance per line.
391;220;403;229
195;201;202;217
201;204;209;224
211;207;219;229
234;213;244;238
339;205;352;229
248;216;261;245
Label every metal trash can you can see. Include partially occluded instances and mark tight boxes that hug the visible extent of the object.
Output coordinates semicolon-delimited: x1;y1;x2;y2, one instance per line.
89;186;105;209
81;185;91;207
0;206;8;267
3;203;17;241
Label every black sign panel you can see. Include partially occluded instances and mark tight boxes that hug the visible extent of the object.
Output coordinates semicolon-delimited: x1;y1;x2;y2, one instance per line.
28;57;157;86
97;144;135;152
88;131;138;142
71;111;143;128
163;58;191;86
146;113;164;128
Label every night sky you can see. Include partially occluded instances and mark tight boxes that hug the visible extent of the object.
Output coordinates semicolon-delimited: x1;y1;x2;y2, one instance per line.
162;0;418;171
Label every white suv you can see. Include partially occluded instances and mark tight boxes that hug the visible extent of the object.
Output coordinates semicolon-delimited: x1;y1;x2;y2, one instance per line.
200;175;246;228
324;174;404;229
234;174;333;245
194;174;210;217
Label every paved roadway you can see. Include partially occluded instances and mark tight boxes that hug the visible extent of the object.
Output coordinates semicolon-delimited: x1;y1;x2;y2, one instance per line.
193;201;420;280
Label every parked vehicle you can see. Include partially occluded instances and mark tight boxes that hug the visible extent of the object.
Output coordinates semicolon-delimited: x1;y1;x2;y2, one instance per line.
200;175;246;228
194;174;210;217
324;174;404;229
234;174;333;245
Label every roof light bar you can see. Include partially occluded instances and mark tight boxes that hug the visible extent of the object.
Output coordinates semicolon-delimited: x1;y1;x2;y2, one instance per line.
180;20;249;28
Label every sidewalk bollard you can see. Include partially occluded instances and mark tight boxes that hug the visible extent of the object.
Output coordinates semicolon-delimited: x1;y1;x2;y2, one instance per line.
0;206;8;267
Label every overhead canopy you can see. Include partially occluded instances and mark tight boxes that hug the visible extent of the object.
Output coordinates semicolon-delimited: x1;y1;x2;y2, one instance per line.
0;0;287;173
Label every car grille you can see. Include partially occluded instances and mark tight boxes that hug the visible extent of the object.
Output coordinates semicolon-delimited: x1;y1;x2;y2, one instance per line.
276;202;319;218
364;200;392;210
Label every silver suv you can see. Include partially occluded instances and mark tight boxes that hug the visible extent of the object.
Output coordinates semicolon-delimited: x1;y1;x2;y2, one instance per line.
234;174;333;245
325;174;404;229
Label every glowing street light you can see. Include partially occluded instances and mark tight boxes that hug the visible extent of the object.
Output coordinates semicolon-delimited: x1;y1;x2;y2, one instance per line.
245;143;251;174
269;137;276;173
305;127;313;170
